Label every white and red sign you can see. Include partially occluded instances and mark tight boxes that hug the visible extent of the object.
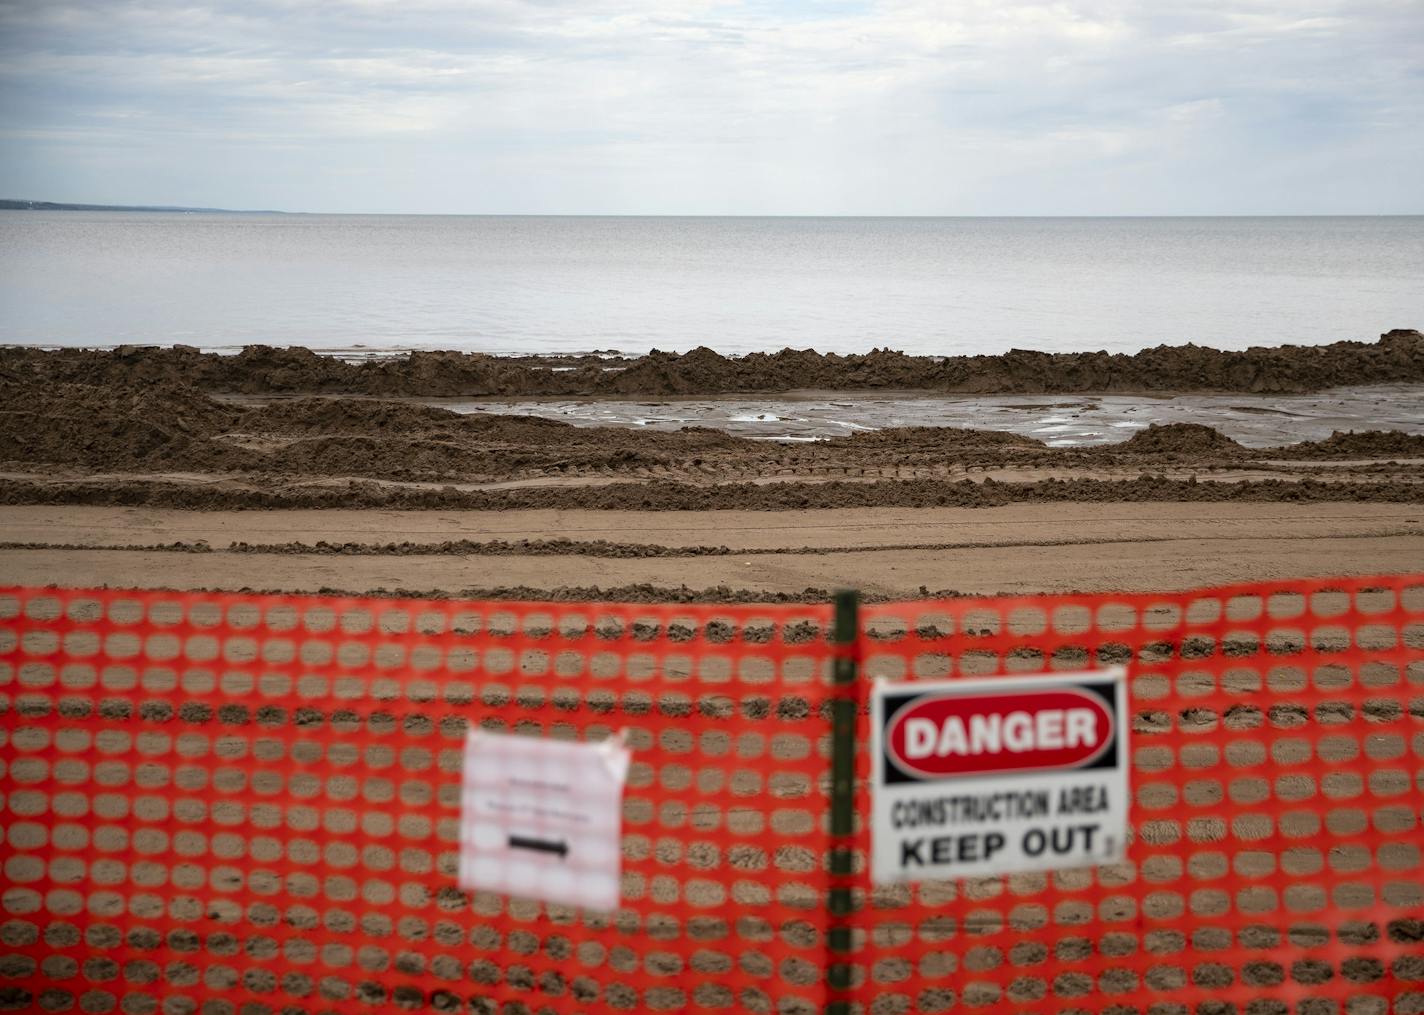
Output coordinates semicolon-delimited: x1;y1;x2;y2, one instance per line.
871;668;1128;883
458;729;630;911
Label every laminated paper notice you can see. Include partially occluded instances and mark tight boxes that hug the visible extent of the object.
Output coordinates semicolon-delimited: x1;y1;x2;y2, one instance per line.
458;730;631;911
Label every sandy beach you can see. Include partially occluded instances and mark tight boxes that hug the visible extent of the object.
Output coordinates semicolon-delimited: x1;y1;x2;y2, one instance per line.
3;335;1421;599
2;502;1419;600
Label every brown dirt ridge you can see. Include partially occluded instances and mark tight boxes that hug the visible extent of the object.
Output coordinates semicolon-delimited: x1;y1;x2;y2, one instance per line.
3;328;1421;396
7;526;1417;558
3;476;1420;511
7;580;853;603
3;370;1423;501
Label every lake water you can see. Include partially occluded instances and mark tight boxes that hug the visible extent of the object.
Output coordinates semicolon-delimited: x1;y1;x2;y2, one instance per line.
424;385;1424;447
1;212;1419;356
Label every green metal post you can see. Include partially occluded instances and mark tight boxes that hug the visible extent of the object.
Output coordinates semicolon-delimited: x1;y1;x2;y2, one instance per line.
827;588;859;1014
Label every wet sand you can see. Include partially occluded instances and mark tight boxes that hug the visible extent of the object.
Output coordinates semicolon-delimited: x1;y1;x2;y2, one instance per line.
411;384;1424;446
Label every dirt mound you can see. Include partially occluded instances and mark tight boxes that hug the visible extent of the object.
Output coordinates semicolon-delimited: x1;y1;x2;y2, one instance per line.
5;329;1419;397
453;413;593;444
268;435;611;479
226;538;733;558
837;426;1043;450
1114;424;1247;455
235;396;721;451
0;411;260;471
0;378;240;436
0;379;257;470
1278;430;1424;459
238;397;464;433
447;413;741;455
0;371;741;479
242;408;715;477
606;346;739;395
2;365;1417;486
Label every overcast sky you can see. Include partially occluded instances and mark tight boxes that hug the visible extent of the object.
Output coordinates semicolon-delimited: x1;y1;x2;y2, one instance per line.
0;0;1420;214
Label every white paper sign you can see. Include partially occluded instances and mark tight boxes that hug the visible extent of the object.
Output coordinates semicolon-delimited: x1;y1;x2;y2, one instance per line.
458;729;630;911
871;668;1128;884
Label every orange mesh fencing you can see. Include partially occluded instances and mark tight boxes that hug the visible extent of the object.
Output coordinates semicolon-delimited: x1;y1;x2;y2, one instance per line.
850;574;1424;1013
1;575;1421;1014
0;590;839;1014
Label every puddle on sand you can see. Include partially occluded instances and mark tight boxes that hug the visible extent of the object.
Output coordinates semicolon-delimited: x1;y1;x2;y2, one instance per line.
427;385;1424;448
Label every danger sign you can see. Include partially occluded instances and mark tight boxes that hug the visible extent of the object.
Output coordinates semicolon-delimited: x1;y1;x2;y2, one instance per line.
871;668;1128;883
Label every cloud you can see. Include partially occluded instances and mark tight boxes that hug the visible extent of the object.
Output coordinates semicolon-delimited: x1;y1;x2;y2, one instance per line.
0;0;1419;212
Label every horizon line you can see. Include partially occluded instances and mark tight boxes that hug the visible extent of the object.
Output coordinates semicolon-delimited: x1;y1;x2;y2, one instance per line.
5;200;1423;219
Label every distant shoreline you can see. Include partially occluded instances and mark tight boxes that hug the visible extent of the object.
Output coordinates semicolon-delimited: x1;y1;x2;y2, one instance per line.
0;199;283;214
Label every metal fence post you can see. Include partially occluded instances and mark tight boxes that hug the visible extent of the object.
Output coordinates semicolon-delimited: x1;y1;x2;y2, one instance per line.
827;588;859;1014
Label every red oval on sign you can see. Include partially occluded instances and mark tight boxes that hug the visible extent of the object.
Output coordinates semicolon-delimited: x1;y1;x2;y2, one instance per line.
887;689;1113;778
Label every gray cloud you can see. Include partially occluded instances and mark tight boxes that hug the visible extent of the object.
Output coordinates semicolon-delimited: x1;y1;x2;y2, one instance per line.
0;0;1419;213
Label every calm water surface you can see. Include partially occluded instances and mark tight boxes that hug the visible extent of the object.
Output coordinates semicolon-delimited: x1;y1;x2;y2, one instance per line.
1;213;1419;356
422;386;1424;447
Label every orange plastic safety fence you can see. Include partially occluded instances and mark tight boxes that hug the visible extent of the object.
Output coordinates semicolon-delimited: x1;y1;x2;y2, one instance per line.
0;589;839;1014
0;576;1420;1015
850;574;1424;1014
